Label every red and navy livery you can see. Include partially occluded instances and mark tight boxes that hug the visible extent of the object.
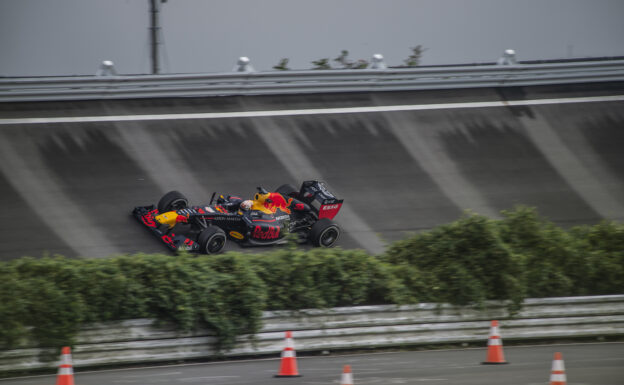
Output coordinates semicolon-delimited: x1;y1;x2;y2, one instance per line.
132;181;343;254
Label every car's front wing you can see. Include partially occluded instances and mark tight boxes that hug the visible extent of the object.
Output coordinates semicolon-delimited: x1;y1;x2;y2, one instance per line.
132;205;200;252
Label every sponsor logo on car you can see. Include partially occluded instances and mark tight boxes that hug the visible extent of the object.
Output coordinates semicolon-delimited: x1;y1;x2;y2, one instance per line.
264;193;293;215
161;234;176;249
142;213;157;227
214;216;242;221
253;225;280;240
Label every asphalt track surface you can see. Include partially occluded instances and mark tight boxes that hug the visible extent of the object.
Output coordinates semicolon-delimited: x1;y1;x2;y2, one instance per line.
1;83;624;259
1;343;623;385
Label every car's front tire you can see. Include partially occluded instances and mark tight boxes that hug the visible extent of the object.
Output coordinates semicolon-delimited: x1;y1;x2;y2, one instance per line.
198;226;226;254
309;218;340;247
158;190;188;213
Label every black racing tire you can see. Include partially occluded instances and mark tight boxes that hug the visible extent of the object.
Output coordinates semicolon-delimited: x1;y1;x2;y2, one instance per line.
275;184;298;198
198;226;227;254
309;218;340;247
158;190;188;213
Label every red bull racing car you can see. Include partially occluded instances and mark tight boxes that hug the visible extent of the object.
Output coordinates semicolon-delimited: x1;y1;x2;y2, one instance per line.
132;181;343;254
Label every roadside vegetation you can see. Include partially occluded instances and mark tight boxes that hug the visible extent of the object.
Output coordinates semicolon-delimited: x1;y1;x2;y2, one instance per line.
301;45;426;70
1;206;622;355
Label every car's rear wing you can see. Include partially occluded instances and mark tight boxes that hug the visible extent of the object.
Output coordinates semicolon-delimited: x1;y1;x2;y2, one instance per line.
298;181;344;220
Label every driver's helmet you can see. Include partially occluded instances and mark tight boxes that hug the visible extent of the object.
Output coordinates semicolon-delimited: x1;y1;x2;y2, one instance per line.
240;200;253;211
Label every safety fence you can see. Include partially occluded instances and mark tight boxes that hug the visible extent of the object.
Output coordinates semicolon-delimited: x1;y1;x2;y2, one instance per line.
1;59;624;102
1;294;622;372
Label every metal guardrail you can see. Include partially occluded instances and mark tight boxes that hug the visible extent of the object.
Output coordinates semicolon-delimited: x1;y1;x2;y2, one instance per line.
1;295;623;372
1;60;624;102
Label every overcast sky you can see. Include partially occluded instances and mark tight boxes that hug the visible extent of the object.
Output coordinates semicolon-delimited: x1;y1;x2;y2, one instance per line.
1;0;624;77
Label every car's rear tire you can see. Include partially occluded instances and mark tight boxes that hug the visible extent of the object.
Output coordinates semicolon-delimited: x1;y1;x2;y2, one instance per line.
309;218;340;247
198;226;226;254
158;190;188;213
276;184;298;197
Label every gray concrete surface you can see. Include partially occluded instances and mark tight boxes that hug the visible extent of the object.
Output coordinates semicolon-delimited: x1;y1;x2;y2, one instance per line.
1;343;623;385
1;83;623;259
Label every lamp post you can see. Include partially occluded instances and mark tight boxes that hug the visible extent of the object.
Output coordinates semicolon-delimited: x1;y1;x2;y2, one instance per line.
149;0;166;74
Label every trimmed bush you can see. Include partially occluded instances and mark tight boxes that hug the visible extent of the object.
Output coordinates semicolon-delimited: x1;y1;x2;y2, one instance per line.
383;212;525;312
0;267;32;349
0;254;267;352
569;220;624;295
235;246;405;310
498;207;584;297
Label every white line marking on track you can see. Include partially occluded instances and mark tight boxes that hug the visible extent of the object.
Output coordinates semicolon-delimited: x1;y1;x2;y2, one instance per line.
1;95;623;125
123;371;182;378
179;376;239;381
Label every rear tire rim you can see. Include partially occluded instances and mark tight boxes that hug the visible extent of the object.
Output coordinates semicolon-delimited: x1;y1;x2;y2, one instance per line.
170;198;187;211
319;227;339;247
206;235;225;253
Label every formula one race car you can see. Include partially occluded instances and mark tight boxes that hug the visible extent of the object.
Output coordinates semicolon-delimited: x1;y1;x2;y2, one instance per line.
132;181;343;254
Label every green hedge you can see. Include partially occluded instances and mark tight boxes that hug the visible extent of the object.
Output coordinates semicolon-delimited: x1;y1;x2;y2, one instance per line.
382;213;525;312
0;253;267;353
1;206;623;353
497;207;624;297
237;246;406;310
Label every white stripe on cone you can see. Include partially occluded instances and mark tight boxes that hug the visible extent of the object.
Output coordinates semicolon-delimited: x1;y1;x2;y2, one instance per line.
60;354;72;366
58;367;73;375
552;359;565;371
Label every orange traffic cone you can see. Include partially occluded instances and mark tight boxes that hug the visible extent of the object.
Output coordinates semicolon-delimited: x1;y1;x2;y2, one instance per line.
481;320;508;364
274;331;301;377
56;346;75;385
549;352;567;385
341;365;353;385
